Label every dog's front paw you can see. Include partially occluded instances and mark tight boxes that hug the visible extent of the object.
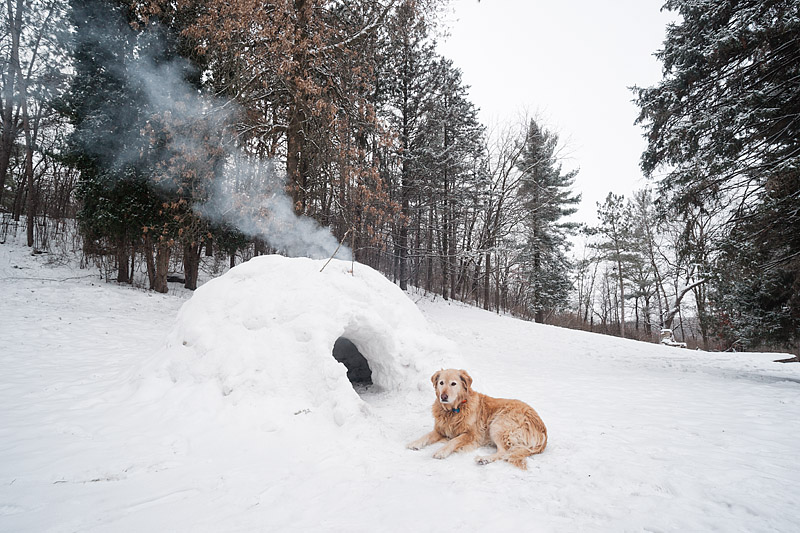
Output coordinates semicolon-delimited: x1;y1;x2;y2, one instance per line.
432;449;450;460
406;442;422;450
475;456;491;465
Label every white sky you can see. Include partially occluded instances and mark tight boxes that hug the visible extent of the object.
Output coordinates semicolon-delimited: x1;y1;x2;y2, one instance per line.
437;0;676;226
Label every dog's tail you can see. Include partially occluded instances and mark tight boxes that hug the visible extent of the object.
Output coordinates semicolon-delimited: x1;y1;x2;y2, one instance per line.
524;408;548;455
503;410;547;470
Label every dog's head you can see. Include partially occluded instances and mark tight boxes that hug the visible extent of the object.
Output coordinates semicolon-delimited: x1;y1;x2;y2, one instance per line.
430;368;473;407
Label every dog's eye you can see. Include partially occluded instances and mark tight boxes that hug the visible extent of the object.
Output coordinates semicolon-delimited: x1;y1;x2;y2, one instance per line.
451;382;457;387
439;381;444;386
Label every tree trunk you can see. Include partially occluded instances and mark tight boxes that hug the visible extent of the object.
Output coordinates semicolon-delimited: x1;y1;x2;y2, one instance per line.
183;241;201;290
0;0;23;209
483;251;491;311
449;224;457;303
253;238;264;256
287;105;307;213
9;0;42;248
24;139;34;247
663;278;708;330
397;156;410;291
129;240;135;283
287;0;310;215
426;208;434;295
144;234;156;289
413;209;422;288
0;103;15;210
441;162;451;300
116;238;130;283
12;174;24;220
616;257;625;338
534;243;543;323
152;242;170;294
693;283;710;349
398;223;408;290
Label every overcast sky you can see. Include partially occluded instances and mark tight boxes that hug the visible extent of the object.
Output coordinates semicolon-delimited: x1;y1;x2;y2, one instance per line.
437;0;676;226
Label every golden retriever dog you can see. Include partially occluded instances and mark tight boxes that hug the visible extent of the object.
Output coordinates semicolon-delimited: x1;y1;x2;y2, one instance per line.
407;369;547;470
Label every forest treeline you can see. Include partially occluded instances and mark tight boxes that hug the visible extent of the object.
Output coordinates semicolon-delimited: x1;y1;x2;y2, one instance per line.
1;0;798;355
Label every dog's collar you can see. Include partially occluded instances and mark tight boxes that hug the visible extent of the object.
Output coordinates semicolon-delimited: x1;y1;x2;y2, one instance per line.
447;399;468;414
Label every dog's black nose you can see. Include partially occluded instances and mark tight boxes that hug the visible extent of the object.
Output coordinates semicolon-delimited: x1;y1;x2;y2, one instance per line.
441;393;448;401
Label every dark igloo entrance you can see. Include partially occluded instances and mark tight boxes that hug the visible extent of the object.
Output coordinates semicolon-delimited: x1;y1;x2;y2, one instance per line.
332;337;373;388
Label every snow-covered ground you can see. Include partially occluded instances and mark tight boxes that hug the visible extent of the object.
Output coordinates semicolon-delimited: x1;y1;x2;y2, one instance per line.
2;239;799;532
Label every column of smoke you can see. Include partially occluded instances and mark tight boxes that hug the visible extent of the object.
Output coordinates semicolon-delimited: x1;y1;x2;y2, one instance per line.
89;21;351;262
197;154;352;261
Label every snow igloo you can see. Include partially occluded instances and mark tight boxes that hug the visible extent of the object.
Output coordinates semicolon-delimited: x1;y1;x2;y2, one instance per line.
153;255;456;425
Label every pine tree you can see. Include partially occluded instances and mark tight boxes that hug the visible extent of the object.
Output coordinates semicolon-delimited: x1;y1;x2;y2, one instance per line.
515;119;580;322
64;0;218;291
636;0;800;209
635;0;800;352
419;58;484;299
63;0;160;284
380;0;440;290
712;194;799;352
638;0;800;354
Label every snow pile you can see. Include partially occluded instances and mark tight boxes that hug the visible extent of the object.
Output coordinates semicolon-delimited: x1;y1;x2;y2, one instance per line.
144;255;456;425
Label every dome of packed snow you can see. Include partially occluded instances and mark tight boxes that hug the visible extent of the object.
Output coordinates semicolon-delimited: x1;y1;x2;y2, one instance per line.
147;255;457;425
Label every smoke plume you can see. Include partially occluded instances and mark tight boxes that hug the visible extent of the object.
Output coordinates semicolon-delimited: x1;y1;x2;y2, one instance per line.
76;12;350;261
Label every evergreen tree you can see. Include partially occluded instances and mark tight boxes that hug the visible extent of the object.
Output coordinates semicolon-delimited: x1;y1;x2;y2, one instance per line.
380;0;439;290
635;0;800;351
64;0;217;291
713;199;799;352
62;0;159;284
420;58;484;299
515;119;580;322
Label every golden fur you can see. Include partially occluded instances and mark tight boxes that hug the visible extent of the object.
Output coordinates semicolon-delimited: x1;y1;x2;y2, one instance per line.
407;368;547;470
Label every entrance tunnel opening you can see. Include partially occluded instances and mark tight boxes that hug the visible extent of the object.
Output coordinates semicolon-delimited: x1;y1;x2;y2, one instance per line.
332;337;373;390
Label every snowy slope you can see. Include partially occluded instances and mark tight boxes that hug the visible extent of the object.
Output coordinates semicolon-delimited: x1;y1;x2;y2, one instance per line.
1;241;799;532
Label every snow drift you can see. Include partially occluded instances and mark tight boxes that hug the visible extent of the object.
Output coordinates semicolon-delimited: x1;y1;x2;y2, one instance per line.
145;255;457;425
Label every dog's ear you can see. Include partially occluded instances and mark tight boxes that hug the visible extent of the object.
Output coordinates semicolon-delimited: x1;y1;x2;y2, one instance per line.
431;370;442;388
459;369;473;391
